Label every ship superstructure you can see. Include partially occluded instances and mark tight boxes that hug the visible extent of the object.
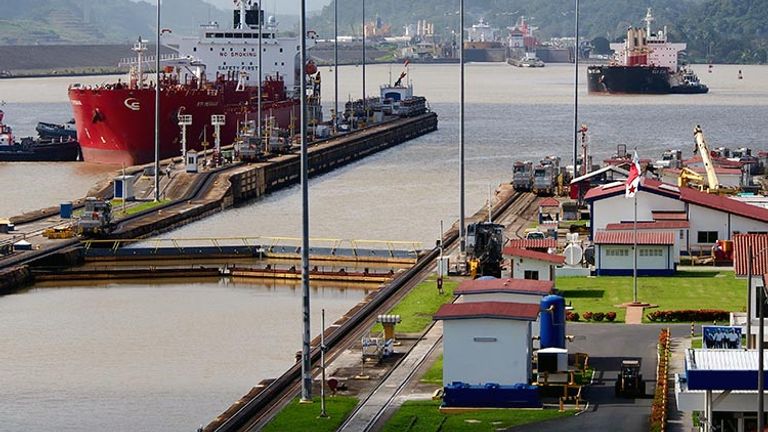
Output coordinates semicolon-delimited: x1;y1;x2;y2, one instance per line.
68;0;321;165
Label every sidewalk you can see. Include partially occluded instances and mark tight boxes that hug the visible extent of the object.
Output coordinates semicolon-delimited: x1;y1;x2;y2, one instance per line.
667;336;694;432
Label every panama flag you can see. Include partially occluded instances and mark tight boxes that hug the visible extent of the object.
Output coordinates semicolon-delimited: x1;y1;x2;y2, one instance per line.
625;151;641;198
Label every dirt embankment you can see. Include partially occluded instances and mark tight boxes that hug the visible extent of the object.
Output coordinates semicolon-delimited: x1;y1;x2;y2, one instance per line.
0;44;174;76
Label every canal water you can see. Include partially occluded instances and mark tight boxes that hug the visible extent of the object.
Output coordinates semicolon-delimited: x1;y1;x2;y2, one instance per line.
0;279;369;432
1;63;767;430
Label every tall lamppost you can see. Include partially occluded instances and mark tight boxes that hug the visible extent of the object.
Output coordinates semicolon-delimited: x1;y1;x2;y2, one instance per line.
572;0;580;173
299;0;312;403
257;1;263;141
334;0;339;129
459;0;466;256
362;0;366;116
742;244;767;430
154;0;161;202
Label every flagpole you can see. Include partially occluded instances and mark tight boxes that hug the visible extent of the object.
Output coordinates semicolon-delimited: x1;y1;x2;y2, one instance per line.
633;187;638;304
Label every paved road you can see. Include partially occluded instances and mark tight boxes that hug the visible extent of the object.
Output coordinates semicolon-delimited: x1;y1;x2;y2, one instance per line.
507;323;690;432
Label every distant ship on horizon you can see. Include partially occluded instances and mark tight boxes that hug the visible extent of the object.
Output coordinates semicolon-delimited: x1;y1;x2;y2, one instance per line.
587;9;708;95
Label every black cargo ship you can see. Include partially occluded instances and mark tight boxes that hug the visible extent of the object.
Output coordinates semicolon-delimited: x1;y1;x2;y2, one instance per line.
587;9;708;95
588;65;672;94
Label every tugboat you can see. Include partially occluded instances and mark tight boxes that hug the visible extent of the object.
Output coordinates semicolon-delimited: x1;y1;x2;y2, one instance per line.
0;110;81;161
587;9;708;95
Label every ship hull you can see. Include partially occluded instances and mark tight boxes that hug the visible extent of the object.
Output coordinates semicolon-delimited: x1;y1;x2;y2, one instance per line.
69;86;299;165
587;65;672;94
0;140;80;162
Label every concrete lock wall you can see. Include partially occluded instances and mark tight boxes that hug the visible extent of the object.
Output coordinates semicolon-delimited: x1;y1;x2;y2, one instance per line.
0;266;32;295
443;318;531;387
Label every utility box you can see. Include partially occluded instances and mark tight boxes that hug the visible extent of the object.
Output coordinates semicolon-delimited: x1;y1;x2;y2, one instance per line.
186;150;199;173
113;175;136;201
60;202;73;219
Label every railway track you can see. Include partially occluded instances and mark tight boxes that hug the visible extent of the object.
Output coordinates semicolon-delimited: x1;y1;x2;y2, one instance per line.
208;190;535;432
334;191;540;432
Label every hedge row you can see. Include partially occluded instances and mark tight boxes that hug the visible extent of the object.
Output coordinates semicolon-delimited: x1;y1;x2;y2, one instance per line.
646;309;730;322
650;328;671;432
566;311;617;322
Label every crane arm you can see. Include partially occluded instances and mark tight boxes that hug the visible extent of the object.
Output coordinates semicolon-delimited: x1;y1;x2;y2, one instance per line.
693;125;720;191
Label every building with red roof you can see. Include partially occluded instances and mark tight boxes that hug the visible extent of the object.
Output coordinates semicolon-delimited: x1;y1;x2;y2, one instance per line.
593;231;677;276
585;178;768;255
506;238;557;251
434;301;538;387
732;234;768;346
503;247;564;282
455;278;553;304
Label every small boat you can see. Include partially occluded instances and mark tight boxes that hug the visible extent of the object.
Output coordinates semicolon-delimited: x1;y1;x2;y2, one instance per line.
0;110;81;162
508;52;545;68
36;119;78;140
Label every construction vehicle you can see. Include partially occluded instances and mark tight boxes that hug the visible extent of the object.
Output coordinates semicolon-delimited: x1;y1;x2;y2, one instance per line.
692;125;720;192
466;222;505;278
615;359;645;398
677;167;706;189
43;226;76;239
77;197;113;236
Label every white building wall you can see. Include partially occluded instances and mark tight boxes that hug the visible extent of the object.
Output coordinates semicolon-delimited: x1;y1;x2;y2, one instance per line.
591;192;683;232
688;204;728;251
510;257;553;282
603;228;683;262
730;214;768;236
442;318;531;386
597;245;671;270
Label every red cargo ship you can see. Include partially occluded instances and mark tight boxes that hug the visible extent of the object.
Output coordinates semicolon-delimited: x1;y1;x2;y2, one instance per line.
68;0;320;165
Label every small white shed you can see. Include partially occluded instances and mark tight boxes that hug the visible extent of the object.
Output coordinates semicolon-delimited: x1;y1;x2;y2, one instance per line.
434;301;540;386
503;247;565;282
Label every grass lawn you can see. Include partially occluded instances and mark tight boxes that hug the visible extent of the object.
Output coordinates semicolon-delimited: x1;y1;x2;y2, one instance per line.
112;199;170;217
262;396;359;432
557;271;746;323
371;276;458;335
381;400;573;432
420;354;443;385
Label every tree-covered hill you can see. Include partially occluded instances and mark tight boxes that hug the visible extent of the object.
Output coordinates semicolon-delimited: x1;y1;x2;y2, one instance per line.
309;0;768;63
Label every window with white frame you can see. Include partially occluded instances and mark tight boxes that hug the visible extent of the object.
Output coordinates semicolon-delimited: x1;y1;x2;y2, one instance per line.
606;248;630;257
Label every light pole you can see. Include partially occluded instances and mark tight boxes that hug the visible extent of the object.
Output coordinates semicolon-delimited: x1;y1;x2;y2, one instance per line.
459;0;466;256
742;244;768;429
154;0;161;202
362;0;366;118
319;308;328;418
299;0;312;403
759;280;765;432
258;1;263;142
749;247;754;348
334;0;339;130
573;0;580;173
